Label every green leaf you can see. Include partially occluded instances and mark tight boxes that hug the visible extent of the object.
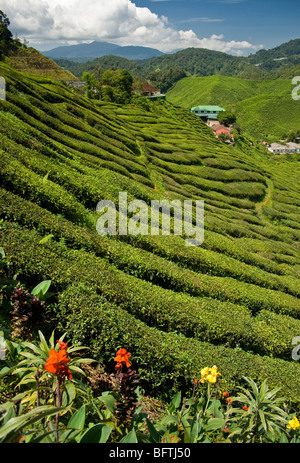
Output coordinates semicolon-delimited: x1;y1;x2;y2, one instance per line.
79;424;113;443
120;428;138;443
39;234;54;244
204;418;226;432
38;330;50;353
99;393;117;413
169;391;181;412
67;405;86;431
0;405;64;443
279;432;289;443
146;418;160;443
1;404;16;426
62;381;76;407
206;399;223;418
0;247;5;260
31;280;52;301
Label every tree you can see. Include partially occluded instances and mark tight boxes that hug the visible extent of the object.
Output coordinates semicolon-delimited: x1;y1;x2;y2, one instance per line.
82;71;100;99
0;10;13;60
147;67;187;93
100;69;133;104
218;110;237;127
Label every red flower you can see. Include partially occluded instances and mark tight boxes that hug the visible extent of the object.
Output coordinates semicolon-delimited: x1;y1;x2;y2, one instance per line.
56;340;68;350
226;398;232;403
222;427;230;433
223;391;230;398
45;348;73;379
243;406;249;411
114;348;131;370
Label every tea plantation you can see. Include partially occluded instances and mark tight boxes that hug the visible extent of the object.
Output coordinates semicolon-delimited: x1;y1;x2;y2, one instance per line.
166;75;299;142
1;61;300;405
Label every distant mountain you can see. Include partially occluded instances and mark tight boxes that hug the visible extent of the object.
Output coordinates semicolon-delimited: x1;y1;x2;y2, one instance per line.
246;38;300;71
43;41;164;62
54;47;266;81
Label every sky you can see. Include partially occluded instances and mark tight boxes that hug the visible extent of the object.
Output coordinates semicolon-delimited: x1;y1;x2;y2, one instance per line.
1;0;300;56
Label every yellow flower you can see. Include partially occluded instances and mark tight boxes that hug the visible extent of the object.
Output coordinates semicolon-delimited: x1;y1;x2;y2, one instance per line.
200;367;210;381
211;365;219;375
287;417;300;430
200;365;221;384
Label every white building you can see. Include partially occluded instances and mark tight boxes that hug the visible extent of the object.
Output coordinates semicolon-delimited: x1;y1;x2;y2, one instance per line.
268;142;300;154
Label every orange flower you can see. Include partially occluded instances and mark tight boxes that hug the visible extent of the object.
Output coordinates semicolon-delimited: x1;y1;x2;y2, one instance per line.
243;406;249;411
223;391;230;398
45;349;73;379
114;348;131;369
56;340;68;350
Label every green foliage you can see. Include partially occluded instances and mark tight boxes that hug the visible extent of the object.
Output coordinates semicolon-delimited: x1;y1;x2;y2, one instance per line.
1;333;299;443
99;69;133;103
218;110;236;126
227;377;288;442
0;60;300;410
0;10;17;60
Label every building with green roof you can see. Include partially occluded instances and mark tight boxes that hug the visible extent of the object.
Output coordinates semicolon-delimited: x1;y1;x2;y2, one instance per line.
191;105;225;120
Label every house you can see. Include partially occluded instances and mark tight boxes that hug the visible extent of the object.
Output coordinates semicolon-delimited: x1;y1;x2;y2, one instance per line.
141;83;165;98
268;142;300;154
286;142;300;153
65;80;86;89
212;124;232;138
191;105;225;120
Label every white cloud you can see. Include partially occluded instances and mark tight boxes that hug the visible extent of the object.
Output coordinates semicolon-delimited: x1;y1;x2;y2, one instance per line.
1;0;262;55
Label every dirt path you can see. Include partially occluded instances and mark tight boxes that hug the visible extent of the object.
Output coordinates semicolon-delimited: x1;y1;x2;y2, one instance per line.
256;178;273;221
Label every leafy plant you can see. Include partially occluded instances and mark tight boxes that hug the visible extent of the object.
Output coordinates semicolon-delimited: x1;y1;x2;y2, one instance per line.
227;376;288;442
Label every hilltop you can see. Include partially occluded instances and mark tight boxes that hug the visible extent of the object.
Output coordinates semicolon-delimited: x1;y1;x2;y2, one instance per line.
247;38;300;71
5;47;78;81
1;52;300;407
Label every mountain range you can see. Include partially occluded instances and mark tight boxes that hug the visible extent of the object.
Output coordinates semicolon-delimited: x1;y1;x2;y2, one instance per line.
43;40;164;62
48;38;300;90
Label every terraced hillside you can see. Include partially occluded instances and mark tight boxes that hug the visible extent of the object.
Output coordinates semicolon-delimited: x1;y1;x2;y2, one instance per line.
166;75;299;141
1;61;300;404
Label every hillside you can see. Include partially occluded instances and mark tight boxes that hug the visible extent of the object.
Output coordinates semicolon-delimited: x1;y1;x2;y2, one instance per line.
5;47;78;81
166;75;299;141
247;38;300;71
1;60;300;406
55;47;267;81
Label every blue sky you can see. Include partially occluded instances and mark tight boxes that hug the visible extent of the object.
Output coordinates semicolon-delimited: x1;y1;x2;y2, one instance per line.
2;0;300;55
138;0;300;50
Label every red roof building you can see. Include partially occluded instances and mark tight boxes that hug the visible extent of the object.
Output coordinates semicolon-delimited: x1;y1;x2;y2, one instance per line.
141;83;161;96
212;124;232;137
